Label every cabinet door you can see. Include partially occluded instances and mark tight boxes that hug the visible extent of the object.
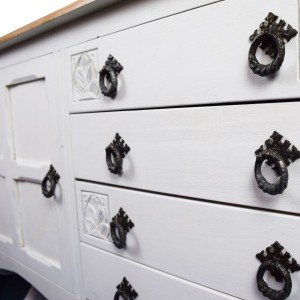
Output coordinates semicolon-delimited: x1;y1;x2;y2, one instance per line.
0;55;73;292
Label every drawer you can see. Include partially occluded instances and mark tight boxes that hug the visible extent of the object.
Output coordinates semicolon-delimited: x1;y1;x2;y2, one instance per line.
81;243;239;300
76;181;300;299
66;0;299;113
71;102;300;213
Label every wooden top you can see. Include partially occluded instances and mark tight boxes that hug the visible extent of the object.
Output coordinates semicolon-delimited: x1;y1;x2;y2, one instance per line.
0;0;122;50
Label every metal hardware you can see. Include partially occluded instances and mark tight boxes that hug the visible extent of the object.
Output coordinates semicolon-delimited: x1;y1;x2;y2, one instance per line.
114;277;138;300
249;12;298;76
105;133;130;175
110;208;134;249
256;241;300;300
99;55;123;98
41;165;60;198
254;131;300;195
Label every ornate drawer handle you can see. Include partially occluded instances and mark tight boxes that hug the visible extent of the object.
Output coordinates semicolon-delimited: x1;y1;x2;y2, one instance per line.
256;241;300;300
249;12;297;76
41;165;60;198
114;277;138;300
105;133;130;175
254;131;300;195
99;55;123;98
110;208;134;249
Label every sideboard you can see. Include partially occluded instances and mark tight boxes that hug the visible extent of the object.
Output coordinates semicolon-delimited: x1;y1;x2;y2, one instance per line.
0;0;300;299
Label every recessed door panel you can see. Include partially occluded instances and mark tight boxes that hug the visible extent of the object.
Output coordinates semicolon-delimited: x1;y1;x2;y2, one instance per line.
9;80;51;164
17;181;61;267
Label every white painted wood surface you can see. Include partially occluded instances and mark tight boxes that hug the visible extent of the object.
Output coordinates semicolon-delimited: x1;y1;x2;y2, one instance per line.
0;0;222;69
0;0;300;299
71;102;300;213
0;55;74;293
81;243;239;300
0;251;75;300
66;0;299;113
77;182;300;299
0;83;13;245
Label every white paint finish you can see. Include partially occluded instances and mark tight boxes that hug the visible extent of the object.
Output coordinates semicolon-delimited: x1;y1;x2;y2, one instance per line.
67;0;299;113
0;0;222;69
0;54;74;292
0;177;13;242
71;102;300;213
0;251;75;300
17;181;61;267
81;244;238;300
77;182;300;299
9;80;51;163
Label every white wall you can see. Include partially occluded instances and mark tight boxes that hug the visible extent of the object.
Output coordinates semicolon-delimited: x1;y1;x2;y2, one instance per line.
0;0;76;36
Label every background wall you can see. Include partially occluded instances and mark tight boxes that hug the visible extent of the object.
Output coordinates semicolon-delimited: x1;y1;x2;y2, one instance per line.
0;0;76;36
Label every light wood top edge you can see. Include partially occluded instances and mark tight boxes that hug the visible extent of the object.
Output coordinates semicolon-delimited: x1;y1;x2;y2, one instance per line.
0;0;120;50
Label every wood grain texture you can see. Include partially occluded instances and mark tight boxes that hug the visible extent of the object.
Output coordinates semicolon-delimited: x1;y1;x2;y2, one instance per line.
81;243;240;300
71;102;300;214
66;0;299;113
78;182;300;299
0;55;74;294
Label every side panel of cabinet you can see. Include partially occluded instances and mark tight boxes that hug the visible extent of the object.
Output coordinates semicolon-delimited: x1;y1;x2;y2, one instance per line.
0;74;14;246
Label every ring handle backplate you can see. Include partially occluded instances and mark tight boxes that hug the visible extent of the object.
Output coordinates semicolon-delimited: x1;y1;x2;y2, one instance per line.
114;277;138;300
249;12;298;76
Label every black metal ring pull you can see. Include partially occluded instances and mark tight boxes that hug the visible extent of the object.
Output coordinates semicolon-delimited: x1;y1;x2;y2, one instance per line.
257;260;292;300
110;208;134;249
106;133;130;175
249;12;297;76
114;277;138;300
256;242;300;300
41;165;60;198
99;55;123;98
254;131;300;195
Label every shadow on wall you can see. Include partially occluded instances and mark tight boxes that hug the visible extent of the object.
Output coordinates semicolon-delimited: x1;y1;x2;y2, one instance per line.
0;271;47;300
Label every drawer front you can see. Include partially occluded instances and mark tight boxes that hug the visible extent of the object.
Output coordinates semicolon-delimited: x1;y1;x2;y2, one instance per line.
67;0;299;113
76;182;300;299
71;102;300;213
81;243;239;300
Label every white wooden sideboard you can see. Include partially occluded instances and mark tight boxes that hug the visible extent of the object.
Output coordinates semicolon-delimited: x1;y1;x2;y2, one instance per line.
0;0;300;299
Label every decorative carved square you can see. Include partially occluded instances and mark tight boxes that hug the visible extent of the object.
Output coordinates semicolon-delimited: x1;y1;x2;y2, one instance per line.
81;191;110;241
71;49;100;101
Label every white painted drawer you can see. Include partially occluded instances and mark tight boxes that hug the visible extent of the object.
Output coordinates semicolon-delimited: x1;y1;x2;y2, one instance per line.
67;0;299;113
71;102;300;213
81;243;239;300
76;181;300;299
